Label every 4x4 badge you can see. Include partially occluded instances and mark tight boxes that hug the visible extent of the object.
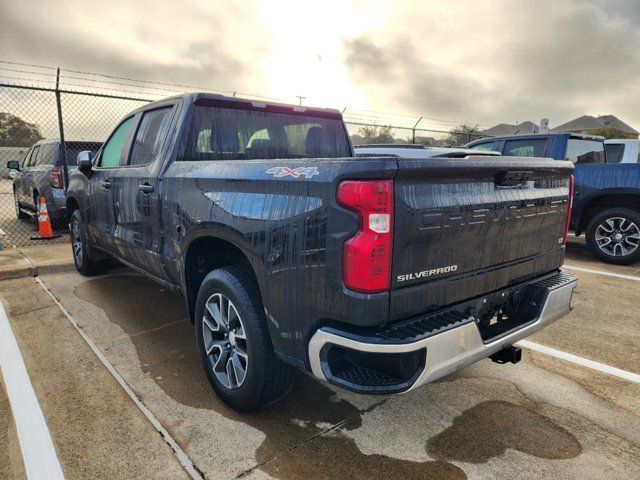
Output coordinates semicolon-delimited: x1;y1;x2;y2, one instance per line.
266;167;319;179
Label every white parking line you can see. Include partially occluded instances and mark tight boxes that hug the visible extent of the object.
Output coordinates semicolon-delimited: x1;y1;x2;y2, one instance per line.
563;264;640;282
0;301;65;480
517;340;640;384
35;278;203;480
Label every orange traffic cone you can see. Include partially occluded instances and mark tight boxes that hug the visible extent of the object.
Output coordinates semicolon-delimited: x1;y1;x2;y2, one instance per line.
31;197;61;240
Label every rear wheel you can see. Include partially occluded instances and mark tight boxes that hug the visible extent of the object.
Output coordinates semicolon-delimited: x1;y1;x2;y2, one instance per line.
195;266;295;411
70;209;109;276
585;208;640;265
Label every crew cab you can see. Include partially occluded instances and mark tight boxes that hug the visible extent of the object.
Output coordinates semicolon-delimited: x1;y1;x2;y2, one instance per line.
467;133;640;265
66;94;577;411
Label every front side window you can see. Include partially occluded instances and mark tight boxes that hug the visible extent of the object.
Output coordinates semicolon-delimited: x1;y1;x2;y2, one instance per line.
504;139;548;157
184;105;351;161
566;139;605;164
100;117;134;168
129;107;174;166
27;146;41;167
22;147;35;168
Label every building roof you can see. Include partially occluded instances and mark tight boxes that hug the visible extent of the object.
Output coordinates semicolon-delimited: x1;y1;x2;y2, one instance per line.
552;114;638;135
482;121;539;136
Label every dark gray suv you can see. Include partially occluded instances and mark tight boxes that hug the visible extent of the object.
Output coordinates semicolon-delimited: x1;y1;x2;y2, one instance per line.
10;139;102;225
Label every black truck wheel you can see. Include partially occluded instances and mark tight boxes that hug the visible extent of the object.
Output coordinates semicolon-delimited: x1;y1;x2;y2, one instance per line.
70;210;110;276
194;266;294;411
585;208;640;265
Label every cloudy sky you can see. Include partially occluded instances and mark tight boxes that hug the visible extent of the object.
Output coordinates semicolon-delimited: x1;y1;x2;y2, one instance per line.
1;0;640;130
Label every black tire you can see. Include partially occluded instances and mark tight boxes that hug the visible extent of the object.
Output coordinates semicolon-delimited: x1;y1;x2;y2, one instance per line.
585;208;640;265
14;190;28;219
70;209;110;276
194;265;295;411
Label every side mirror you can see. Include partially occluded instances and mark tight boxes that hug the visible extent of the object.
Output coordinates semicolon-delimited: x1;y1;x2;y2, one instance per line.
77;151;94;173
6;160;20;170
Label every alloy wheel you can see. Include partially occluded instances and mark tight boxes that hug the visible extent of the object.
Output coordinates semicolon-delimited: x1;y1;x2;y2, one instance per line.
71;219;83;265
201;293;249;389
594;216;640;257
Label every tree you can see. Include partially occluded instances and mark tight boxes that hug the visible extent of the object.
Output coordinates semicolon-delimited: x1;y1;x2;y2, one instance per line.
587;126;629;139
356;124;396;144
0;112;44;147
444;123;482;146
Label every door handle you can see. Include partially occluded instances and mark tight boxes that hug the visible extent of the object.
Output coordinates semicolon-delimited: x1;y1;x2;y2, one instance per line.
139;184;154;194
101;180;111;189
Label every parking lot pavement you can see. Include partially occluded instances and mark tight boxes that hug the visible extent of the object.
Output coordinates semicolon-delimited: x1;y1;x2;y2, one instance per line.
25;252;639;480
0;374;26;480
0;276;190;480
565;236;640;277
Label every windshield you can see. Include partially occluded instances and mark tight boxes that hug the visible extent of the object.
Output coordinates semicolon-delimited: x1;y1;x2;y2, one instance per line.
184;106;351;160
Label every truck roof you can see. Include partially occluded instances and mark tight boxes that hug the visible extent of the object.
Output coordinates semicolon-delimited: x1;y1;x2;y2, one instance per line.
129;92;344;120
466;132;605;146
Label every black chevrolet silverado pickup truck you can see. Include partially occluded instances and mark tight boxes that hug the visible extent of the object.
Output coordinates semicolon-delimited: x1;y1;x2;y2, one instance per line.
66;93;577;410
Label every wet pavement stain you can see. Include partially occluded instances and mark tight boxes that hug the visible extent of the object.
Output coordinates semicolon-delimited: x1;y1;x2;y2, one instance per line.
261;422;467;480
75;274;468;478
426;400;582;463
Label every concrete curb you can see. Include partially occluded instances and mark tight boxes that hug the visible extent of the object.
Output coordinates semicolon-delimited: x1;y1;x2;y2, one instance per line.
0;243;75;281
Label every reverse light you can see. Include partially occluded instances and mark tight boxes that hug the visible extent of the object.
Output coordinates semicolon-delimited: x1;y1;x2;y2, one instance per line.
563;175;574;245
337;180;393;293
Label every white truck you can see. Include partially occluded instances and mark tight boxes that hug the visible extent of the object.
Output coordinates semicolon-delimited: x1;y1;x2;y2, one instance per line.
604;139;640;164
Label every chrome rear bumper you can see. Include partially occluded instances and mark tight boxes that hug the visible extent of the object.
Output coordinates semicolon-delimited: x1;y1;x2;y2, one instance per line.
308;271;577;394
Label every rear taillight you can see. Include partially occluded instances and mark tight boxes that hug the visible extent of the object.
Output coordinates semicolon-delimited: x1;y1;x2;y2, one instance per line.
563;175;574;245
50;166;63;189
337;180;393;293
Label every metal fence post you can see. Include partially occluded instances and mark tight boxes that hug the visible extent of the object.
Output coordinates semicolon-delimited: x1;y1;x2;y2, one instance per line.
412;117;423;144
54;68;69;191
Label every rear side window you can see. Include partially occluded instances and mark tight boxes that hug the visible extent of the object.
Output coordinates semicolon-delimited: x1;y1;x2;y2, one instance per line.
36;143;57;166
184;105;351;160
129;107;174;166
566;139;605;164
100;117;134;168
604;143;624;163
468;141;496;151
504;139;548;157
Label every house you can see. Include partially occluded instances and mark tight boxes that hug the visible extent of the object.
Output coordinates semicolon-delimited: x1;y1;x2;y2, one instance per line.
551;115;638;138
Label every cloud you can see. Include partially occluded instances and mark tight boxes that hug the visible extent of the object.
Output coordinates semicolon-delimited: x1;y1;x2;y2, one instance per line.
343;0;640;130
2;0;640;132
0;0;270;94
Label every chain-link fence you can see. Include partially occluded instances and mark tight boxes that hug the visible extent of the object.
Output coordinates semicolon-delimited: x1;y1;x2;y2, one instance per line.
0;77;153;247
0;61;490;247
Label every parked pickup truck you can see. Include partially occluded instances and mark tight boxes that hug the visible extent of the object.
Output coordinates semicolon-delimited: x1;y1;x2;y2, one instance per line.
467;133;640;265
67;93;577;411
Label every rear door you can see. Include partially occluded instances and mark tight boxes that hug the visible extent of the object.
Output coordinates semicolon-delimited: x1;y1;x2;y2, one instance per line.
390;156;573;321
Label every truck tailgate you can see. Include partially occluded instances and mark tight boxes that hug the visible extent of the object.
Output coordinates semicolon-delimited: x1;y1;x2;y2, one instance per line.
391;156;573;321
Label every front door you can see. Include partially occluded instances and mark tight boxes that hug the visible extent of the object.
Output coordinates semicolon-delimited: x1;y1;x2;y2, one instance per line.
87;116;136;251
